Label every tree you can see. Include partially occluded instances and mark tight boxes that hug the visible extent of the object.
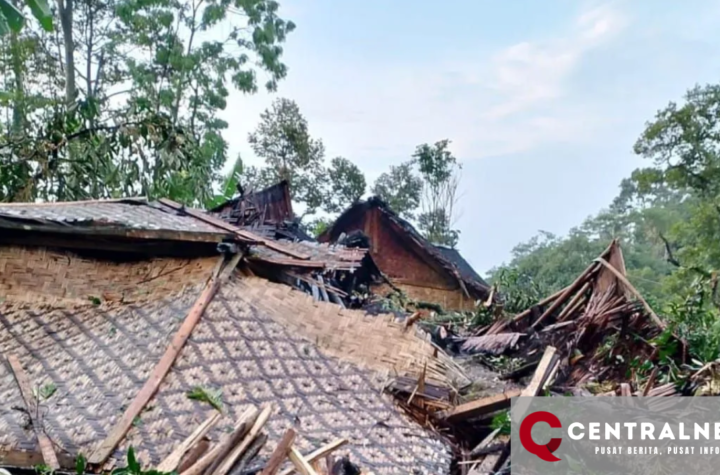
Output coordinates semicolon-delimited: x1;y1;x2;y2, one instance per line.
372;161;422;220
414;139;462;247
247;97;325;216
631;83;720;280
323;156;366;213
0;0;296;204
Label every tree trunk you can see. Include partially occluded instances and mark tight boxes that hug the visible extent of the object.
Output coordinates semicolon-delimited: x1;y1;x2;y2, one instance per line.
9;31;25;134
57;0;75;105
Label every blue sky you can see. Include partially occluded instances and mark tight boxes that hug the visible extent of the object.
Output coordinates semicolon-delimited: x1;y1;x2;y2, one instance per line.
222;0;720;276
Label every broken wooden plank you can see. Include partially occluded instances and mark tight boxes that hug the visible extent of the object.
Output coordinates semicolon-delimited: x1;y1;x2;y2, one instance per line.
642;367;659;397
181;407;259;475
229;433;268;475
512;347;558;424
260;429;296;475
470;440;509;475
178;438;210;473
89;256;233;465
158;199;311;260
542;359;561;391
532;265;599;329
594;257;666;330
6;355;60;470
469;428;501;458
213;404;273;475
278;439;349;475
157;412;221;472
521;346;558;397
437;389;523;422
288;447;319;475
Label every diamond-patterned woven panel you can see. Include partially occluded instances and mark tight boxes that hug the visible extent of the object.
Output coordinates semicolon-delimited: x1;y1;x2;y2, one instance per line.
142;281;451;474
0;289;201;464
0;281;451;474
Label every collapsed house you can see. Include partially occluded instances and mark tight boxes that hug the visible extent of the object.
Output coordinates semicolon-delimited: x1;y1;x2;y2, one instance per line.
0;198;462;474
401;240;686;474
209;180;311;242
209;182;376;309
319;197;491;312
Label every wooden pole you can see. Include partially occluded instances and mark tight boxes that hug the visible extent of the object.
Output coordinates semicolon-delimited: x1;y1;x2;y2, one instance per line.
6;355;60;470
89;254;238;466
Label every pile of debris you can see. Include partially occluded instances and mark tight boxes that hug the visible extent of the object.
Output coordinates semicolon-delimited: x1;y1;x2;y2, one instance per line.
150;405;352;475
379;240;699;474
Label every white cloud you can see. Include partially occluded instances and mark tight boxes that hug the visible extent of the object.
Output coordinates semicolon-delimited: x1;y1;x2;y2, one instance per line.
484;3;628;120
222;2;630;172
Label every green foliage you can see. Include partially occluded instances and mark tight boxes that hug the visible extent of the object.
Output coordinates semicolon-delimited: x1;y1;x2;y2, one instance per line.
186;386;223;411
490;268;547;314
372;161;422;220
307;216;332;238
34;382;56;401
110;447;176;475
323;156;366;213
490;410;511;436
247;97;326;216
488;82;720;365
0;0;295;205
204;155;244;209
35;464;54;475
0;0;53;35
372;140;462;246
414;139;462;247
76;453;86;475
417;208;459;248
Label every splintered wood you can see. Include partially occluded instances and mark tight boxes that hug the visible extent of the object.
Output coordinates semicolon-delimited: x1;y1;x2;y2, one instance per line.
470;239;677;388
133;403;353;475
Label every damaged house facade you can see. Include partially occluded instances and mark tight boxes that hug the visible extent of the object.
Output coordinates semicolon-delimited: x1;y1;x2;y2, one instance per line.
319;197;491;312
0;198;458;474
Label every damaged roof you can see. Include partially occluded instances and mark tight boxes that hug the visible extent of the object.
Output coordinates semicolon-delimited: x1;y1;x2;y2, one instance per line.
0;250;452;474
0;198;367;271
0;198;230;240
248;240;367;271
434;244;486;285
210;180;294;223
321;196;491;297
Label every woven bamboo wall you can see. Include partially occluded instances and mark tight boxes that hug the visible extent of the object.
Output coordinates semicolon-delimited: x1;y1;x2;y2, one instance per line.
0;246;218;305
233;276;455;384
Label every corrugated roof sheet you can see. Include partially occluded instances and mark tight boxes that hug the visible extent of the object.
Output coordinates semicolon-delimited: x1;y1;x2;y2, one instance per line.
0;199;224;234
249;240;367;271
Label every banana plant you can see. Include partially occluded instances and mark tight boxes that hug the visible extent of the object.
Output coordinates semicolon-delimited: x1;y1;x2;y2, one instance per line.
0;0;53;35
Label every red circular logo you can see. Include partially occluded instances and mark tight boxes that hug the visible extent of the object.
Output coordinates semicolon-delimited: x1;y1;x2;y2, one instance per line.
519;411;563;462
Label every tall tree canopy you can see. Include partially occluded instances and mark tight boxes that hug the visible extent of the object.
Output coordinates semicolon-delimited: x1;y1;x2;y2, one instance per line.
372;161;422;220
414;139;462;247
0;0;295;204
246;97;326;216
